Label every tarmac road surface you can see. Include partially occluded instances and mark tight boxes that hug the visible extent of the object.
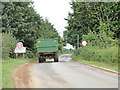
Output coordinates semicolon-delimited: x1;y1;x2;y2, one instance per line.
29;54;118;88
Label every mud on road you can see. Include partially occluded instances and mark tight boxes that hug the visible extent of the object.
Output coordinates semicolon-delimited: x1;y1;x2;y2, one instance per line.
12;62;38;88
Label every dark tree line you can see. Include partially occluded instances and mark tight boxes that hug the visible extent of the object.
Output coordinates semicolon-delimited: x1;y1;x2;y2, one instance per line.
1;2;60;55
64;2;120;48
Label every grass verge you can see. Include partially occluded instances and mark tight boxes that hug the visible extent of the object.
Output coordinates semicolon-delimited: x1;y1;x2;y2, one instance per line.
2;57;37;88
72;55;118;72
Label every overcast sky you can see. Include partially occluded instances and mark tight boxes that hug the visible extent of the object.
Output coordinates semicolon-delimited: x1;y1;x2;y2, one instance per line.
32;0;72;37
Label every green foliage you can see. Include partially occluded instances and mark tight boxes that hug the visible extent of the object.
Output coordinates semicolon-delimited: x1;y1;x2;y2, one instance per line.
82;31;118;48
2;2;61;56
58;38;66;51
64;2;120;47
2;33;18;59
74;31;118;64
74;46;118;64
26;49;35;58
65;2;119;65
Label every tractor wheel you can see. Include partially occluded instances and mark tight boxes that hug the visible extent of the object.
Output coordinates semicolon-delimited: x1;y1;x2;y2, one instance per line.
54;53;59;62
43;58;46;62
39;55;43;63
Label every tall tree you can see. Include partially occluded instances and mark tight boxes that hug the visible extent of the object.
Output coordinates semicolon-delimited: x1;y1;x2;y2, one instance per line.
64;2;120;47
2;2;60;53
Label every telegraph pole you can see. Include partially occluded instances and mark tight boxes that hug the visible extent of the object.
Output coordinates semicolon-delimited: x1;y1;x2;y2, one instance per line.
77;35;79;49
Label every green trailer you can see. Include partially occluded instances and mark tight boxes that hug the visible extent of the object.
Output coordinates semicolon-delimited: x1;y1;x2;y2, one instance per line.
36;38;59;63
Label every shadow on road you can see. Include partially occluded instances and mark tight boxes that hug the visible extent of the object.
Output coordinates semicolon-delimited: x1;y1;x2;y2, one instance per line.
44;61;55;63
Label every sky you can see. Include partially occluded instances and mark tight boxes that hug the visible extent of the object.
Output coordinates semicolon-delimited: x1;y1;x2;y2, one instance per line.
32;0;72;37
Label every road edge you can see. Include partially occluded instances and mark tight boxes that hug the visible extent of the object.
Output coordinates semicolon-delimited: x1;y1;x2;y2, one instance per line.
72;59;119;75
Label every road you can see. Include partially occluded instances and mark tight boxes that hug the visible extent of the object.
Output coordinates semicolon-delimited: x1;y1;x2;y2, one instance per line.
28;54;118;88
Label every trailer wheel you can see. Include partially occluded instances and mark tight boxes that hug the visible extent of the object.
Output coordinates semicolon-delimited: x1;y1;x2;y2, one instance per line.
43;58;46;62
38;55;43;63
54;53;59;62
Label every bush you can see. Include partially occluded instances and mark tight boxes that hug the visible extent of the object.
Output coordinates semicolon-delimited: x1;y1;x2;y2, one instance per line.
73;31;118;64
26;49;35;58
2;33;18;59
74;46;118;64
82;31;118;48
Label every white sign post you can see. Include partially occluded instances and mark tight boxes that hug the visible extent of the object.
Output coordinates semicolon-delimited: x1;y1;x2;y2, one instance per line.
14;42;26;58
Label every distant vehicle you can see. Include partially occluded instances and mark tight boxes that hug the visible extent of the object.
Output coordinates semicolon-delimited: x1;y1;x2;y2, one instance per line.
36;38;59;63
